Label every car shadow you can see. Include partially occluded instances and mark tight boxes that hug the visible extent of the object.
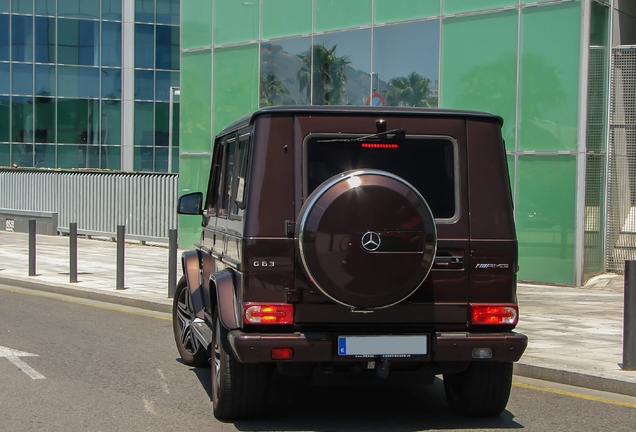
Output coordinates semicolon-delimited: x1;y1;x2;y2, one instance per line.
187;363;213;400
187;369;525;431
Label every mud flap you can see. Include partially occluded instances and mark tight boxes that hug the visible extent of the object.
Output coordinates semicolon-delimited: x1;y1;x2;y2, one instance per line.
182;250;206;319
212;270;240;330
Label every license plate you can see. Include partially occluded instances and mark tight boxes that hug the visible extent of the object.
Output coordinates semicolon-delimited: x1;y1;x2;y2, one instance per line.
337;335;428;356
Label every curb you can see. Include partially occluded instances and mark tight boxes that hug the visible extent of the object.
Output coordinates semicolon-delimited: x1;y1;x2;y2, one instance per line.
0;276;172;314
513;363;636;398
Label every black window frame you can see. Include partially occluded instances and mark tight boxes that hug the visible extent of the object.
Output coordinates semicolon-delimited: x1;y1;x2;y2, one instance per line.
302;133;459;221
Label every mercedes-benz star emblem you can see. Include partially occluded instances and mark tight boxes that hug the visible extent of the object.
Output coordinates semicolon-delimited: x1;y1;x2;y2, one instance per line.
361;231;381;252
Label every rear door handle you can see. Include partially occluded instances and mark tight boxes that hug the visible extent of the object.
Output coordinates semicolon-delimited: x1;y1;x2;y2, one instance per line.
434;256;464;266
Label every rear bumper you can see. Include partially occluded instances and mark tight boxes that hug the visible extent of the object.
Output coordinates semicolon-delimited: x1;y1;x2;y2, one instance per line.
227;330;527;363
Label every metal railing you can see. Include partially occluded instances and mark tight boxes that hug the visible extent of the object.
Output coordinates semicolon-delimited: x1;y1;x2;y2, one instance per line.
607;46;636;273
0;169;178;242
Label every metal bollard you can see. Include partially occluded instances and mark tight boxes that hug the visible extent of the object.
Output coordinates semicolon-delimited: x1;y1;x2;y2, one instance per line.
70;222;78;283
116;225;125;290
623;260;636;370
28;219;36;276
168;229;177;298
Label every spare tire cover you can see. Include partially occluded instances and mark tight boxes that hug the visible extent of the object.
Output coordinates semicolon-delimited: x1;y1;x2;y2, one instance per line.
296;169;437;309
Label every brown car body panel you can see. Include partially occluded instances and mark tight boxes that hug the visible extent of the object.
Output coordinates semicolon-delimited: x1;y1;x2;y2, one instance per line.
178;106;526;368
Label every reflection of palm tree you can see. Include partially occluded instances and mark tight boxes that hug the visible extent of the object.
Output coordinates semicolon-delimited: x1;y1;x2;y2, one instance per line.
385;72;432;107
297;44;351;105
259;74;290;107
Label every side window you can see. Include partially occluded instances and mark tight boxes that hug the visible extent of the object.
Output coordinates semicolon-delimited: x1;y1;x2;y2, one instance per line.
204;137;225;216
216;134;236;218
231;134;250;218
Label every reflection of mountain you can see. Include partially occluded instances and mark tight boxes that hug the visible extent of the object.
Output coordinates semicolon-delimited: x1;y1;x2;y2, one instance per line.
261;44;306;103
261;43;382;105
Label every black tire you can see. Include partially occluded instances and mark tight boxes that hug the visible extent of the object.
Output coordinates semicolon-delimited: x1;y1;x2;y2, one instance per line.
172;276;208;367
443;362;513;417
211;307;271;421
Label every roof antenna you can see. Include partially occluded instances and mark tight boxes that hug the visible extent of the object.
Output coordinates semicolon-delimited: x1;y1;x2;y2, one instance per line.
375;119;387;134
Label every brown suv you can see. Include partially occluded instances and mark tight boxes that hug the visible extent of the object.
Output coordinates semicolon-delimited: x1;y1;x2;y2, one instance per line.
174;106;527;420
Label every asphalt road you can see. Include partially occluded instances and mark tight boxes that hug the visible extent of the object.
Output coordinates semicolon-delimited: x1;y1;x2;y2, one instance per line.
1;284;636;431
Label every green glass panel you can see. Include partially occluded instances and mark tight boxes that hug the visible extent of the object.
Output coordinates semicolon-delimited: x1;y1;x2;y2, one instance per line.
441;10;517;150
507;154;515;199
34;97;55;143
35;144;55;167
522;0;552;3
57;144;92;168
178;154;212;247
135;0;154;23
12;0;32;14
101;145;121;170
11;96;32;144
0;96;9;142
181;50;211;152
133;145;154;171
134;101;154;145
181;0;212;49
519;2;581;152
171;145;179;172
56;98;98;144
0;144;9;166
102;101;121;145
58;0;100;19
516;155;576;285
35;0;56;16
102;0;122;21
262;0;311;39
0;1;8;13
214;0;258;45
315;0;372;32
213;44;258;136
444;0;517;14
375;0;439;24
155;102;169;147
590;1;610;47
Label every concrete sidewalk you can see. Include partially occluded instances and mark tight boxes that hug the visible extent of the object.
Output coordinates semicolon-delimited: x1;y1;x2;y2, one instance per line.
1;231;635;397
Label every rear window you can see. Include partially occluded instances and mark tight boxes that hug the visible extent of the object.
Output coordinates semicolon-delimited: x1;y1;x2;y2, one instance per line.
305;135;456;219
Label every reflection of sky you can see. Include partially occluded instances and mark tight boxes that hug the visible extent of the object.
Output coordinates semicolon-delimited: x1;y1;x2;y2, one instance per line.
374;21;440;83
273;36;312;56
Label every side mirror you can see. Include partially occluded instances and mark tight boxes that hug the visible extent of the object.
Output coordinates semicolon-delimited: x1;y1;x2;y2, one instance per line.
177;192;203;215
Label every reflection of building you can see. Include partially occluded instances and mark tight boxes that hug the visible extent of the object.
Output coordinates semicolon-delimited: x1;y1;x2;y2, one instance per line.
177;0;635;288
0;0;180;172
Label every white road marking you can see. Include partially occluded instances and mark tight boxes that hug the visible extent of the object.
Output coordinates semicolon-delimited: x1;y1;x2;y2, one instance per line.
157;369;170;394
0;345;45;380
143;398;157;415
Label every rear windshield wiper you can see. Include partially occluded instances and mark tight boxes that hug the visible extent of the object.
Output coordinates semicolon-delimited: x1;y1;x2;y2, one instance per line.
317;128;406;143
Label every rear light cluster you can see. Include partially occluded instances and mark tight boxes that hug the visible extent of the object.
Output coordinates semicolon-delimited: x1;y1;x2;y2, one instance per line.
470;304;518;325
243;303;294;325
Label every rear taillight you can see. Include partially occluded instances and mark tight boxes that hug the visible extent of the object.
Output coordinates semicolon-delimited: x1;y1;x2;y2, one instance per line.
361;143;399;149
243;303;294;325
470;304;518;325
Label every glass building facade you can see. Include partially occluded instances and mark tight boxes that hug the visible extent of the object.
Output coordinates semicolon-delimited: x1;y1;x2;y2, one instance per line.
178;0;613;286
0;0;180;172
